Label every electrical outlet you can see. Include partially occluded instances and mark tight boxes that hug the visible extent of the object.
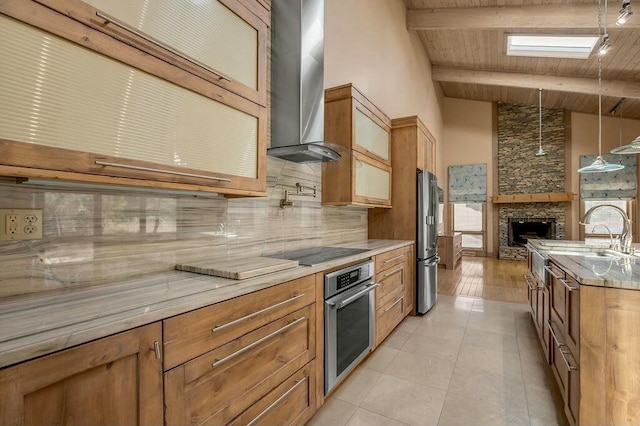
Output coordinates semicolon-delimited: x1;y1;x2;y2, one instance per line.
0;209;43;241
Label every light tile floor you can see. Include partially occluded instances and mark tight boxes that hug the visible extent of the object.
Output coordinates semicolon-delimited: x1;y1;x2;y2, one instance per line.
308;295;568;426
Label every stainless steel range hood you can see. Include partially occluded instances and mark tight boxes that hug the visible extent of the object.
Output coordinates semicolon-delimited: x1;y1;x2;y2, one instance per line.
267;0;340;163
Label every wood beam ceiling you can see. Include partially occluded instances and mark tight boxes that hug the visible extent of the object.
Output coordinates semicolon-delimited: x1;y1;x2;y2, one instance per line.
407;4;640;30
431;67;640;100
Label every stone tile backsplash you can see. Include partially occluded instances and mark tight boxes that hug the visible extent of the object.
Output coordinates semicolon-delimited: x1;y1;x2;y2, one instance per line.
0;157;367;298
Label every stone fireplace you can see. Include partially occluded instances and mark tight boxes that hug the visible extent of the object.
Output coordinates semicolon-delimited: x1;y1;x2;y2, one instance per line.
508;218;556;247
497;103;567;260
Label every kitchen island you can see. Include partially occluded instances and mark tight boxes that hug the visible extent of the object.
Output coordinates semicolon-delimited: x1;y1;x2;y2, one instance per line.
526;239;640;426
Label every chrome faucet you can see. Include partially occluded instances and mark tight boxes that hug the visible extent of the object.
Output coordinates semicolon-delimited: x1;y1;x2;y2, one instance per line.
580;204;633;254
591;224;617;250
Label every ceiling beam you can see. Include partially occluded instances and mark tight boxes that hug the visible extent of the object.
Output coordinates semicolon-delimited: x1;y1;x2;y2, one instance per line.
407;4;640;30
431;67;640;100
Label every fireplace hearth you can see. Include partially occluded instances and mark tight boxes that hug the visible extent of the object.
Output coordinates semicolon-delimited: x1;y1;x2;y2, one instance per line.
508;218;556;247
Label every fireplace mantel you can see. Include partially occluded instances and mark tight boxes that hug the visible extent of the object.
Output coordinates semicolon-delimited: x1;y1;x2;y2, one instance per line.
492;192;576;204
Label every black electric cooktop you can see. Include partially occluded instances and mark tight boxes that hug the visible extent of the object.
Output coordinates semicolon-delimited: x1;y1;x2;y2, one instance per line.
266;246;369;266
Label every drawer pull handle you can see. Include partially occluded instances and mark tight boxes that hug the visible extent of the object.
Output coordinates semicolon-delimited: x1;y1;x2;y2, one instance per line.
544;265;563;281
383;267;403;278
95;160;232;182
560;278;578;292
95;11;233;82
558;349;579;371
246;377;307;426
383;255;405;265
384;296;403;312
212;317;305;368
524;274;540;291
153;341;162;360
212;293;306;332
547;320;566;347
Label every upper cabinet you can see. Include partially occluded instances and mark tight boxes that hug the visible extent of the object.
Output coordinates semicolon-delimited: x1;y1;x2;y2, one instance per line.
323;84;392;208
33;0;268;106
393;116;437;175
325;84;391;164
0;0;268;196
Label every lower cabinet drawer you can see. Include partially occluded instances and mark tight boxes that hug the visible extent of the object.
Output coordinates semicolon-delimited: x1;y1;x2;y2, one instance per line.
376;295;405;347
163;275;315;370
228;363;316;426
375;248;406;272
375;264;405;308
164;306;315;426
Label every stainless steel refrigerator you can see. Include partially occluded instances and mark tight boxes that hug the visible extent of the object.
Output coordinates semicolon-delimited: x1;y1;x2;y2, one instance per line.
416;169;439;314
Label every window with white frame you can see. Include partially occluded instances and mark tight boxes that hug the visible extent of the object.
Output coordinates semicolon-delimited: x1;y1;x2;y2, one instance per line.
452;202;484;249
582;200;632;245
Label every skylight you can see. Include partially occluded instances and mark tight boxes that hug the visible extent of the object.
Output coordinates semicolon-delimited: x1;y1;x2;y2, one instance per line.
507;35;599;59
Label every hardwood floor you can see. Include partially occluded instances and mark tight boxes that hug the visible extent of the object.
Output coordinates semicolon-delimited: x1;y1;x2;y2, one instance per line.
438;256;528;304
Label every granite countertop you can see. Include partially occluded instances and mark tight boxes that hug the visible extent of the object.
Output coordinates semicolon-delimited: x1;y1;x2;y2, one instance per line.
527;239;640;290
0;239;412;369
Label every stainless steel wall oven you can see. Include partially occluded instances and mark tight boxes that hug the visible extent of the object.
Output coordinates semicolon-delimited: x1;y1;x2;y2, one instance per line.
324;260;377;394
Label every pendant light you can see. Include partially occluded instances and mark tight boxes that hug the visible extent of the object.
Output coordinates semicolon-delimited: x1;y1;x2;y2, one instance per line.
578;0;624;173
535;88;547;156
610;98;640;153
578;58;624;173
616;0;633;26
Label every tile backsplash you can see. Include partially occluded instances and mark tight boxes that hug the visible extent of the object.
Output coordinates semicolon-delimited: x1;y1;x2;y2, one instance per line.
0;158;367;299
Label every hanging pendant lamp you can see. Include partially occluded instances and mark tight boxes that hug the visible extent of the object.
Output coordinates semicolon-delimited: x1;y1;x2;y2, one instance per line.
610;135;640;154
610;98;640;153
535;88;547;156
577;58;624;173
578;1;623;173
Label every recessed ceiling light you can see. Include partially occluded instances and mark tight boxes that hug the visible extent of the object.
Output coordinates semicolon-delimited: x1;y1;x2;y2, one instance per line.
507;34;599;59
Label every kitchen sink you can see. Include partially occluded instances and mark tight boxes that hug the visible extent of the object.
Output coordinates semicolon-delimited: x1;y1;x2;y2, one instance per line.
544;249;636;260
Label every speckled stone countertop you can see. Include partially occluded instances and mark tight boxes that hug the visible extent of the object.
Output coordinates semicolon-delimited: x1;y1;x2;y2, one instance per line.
527;239;640;290
0;239;412;369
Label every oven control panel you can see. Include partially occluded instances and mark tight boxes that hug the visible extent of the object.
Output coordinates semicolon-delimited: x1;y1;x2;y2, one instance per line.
324;260;374;298
336;269;361;291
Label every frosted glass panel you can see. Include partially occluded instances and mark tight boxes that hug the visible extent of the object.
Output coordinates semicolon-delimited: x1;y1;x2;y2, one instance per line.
355;161;389;200
355;109;388;160
84;0;258;89
0;16;257;178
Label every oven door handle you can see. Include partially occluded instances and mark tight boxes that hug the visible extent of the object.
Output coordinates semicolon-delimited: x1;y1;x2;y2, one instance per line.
328;282;379;309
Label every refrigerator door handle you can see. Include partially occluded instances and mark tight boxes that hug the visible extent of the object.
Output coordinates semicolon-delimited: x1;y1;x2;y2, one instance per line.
425;256;440;267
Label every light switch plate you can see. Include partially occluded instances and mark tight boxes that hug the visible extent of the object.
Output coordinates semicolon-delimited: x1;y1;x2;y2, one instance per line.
0;209;43;241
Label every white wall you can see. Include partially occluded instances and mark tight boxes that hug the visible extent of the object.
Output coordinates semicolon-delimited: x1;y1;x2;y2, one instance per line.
324;0;445;179
442;97;495;254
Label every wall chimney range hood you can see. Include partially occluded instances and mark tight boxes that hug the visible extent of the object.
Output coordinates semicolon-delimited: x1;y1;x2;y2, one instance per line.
267;0;341;163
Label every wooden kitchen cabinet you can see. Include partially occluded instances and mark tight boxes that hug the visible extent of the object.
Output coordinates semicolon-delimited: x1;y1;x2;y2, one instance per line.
548;263;567;332
403;245;415;316
30;0;268;106
437;233;462;270
323;84;392;208
227;364;315;426
324;84;391;164
163;275;315;370
0;323;163;426
396;115;438;175
538;260;640;426
368;116;438;244
163;275;317;426
525;246;552;364
374;247;410;347
0;1;268;197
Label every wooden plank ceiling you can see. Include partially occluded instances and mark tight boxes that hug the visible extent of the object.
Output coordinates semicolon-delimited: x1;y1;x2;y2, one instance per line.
404;0;640;118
